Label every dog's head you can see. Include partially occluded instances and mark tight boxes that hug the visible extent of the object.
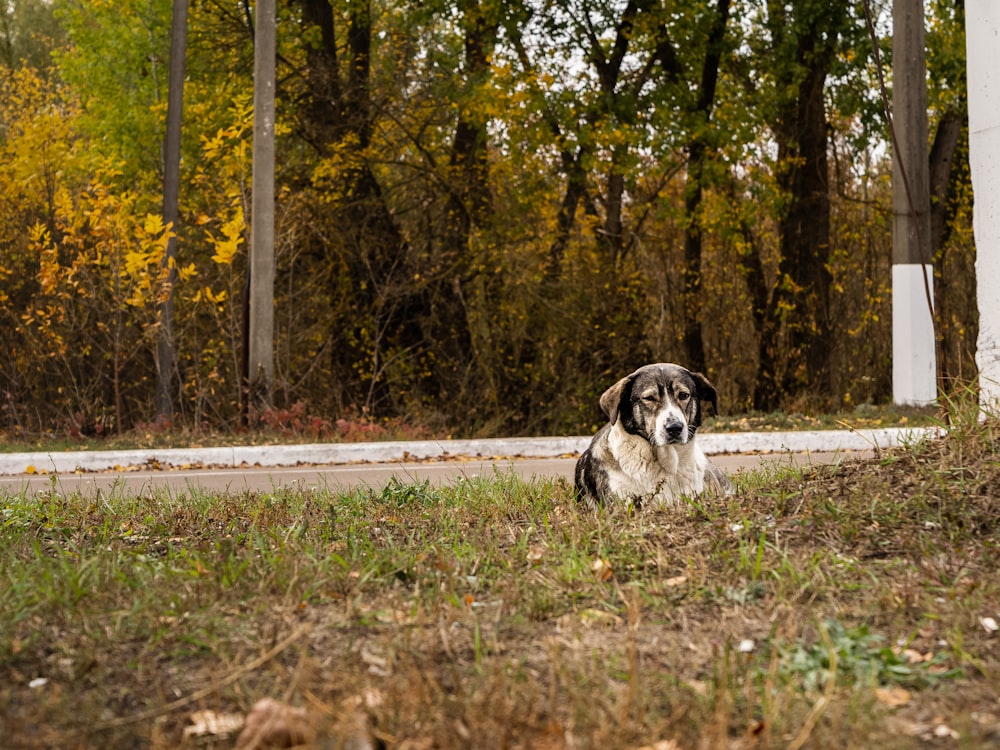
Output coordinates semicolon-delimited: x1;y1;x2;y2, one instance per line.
599;363;719;446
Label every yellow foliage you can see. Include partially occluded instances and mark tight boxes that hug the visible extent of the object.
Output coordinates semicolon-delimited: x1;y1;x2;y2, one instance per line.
195;96;255;268
178;262;198;282
210;207;245;266
194;286;228;305
143;213;166;236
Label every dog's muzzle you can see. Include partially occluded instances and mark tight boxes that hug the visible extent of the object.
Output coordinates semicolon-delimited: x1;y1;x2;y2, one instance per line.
655;418;688;445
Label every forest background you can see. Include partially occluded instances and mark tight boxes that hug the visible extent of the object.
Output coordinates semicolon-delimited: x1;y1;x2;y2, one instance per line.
0;0;976;440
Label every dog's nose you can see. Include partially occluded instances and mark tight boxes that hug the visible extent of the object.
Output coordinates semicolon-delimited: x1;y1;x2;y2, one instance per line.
665;420;685;440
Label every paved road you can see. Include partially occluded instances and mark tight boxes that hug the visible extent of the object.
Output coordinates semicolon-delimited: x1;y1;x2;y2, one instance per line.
0;427;935;497
0;452;864;497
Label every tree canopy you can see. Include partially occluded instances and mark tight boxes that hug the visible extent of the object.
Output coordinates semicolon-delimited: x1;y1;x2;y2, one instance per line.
0;0;976;437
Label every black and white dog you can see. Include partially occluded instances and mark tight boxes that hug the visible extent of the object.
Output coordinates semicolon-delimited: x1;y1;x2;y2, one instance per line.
575;363;733;509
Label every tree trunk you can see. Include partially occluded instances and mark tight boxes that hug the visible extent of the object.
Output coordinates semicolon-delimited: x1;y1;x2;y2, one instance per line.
297;0;415;410
783;55;833;391
546;148;589;279
682;142;707;374
432;1;499;396
754;3;842;411
930;108;973;386
929;109;965;256
603;161;626;263
156;0;187;423
680;0;731;376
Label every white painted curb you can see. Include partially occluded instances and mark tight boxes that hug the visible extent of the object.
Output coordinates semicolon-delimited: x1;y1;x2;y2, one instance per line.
0;427;940;476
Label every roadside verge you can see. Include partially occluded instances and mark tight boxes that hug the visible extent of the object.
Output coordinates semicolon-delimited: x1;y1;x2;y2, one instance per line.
0;427;939;476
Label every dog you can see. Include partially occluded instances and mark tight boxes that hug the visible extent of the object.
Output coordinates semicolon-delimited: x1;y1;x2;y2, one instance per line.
575;363;733;509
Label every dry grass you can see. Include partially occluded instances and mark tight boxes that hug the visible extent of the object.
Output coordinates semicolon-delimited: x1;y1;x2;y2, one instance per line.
2;415;999;748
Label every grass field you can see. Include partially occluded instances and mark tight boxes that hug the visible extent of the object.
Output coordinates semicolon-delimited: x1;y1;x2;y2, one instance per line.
2;411;999;748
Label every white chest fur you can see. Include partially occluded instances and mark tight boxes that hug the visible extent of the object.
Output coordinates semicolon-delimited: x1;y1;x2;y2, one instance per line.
604;421;708;508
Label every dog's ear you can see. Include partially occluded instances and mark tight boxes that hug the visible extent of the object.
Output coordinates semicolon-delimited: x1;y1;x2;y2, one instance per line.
690;372;719;422
599;374;633;422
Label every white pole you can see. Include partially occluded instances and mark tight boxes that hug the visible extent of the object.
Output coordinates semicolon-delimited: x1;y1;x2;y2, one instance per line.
966;2;1000;414
892;265;936;404
891;0;937;406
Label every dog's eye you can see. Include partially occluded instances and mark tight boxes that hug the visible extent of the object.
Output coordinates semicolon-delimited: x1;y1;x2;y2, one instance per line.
642;394;658;403
677;392;690;402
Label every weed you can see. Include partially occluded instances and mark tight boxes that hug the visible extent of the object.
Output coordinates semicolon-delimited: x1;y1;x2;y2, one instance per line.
373;476;437;507
774;619;962;694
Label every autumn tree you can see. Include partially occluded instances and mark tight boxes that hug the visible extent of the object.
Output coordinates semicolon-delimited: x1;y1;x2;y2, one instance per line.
0;0;64;71
497;1;740;385
0;0;978;436
291;0;418;411
430;0;500;391
751;0;854;410
659;0;733;375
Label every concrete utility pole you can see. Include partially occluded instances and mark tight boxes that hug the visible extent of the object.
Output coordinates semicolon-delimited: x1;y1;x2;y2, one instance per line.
891;0;937;406
249;0;276;410
156;0;188;422
966;2;1000;412
892;0;937;404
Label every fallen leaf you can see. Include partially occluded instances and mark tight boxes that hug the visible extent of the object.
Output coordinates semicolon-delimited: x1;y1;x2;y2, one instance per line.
875;686;912;707
183;709;244;739
398;738;436;750
664;575;687;587
591;558;613;581
972;711;999;727
979;616;998;633
236;698;316;749
900;648;929;663
360;643;392;676
933;724;959;739
634;740;683;750
343;687;385;711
